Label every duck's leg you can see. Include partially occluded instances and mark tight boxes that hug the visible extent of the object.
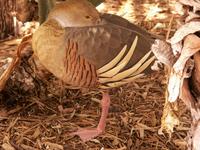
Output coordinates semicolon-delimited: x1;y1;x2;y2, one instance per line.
71;91;110;142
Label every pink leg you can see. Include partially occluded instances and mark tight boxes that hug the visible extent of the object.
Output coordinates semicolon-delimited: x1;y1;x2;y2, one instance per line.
71;92;110;142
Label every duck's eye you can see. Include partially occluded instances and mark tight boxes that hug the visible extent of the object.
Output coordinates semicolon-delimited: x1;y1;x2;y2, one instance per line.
85;15;91;19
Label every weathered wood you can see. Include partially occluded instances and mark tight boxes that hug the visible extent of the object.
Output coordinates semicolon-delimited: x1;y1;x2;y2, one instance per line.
0;0;38;39
0;0;16;39
191;51;200;96
16;0;38;23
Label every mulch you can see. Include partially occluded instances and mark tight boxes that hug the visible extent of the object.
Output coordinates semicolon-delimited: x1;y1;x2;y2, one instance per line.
0;0;192;149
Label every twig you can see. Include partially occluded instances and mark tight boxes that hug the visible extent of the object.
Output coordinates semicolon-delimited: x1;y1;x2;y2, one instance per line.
0;34;32;91
166;14;174;40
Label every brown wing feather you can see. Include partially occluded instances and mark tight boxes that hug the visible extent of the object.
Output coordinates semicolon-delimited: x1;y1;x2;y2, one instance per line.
101;13;158;40
65;21;155;72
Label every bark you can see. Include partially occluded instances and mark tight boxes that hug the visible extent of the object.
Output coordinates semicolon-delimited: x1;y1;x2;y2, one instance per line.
16;0;38;23
191;52;200;97
0;0;37;40
0;0;16;40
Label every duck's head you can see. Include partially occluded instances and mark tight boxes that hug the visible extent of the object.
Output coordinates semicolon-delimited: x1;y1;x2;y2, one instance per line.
48;0;102;27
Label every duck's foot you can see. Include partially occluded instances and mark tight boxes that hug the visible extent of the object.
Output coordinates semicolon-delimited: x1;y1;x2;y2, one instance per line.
71;92;110;142
71;127;103;142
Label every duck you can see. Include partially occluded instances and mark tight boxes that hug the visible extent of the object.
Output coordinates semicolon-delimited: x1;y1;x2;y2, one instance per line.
32;0;174;142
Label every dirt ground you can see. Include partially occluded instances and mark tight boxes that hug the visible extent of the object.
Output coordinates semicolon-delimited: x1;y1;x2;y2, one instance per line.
0;0;192;150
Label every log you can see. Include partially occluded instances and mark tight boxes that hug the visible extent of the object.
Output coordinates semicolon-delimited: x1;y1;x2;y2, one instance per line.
16;0;38;23
191;51;200;96
0;0;16;39
0;0;37;39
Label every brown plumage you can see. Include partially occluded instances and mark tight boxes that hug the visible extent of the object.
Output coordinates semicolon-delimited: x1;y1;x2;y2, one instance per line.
32;0;172;141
